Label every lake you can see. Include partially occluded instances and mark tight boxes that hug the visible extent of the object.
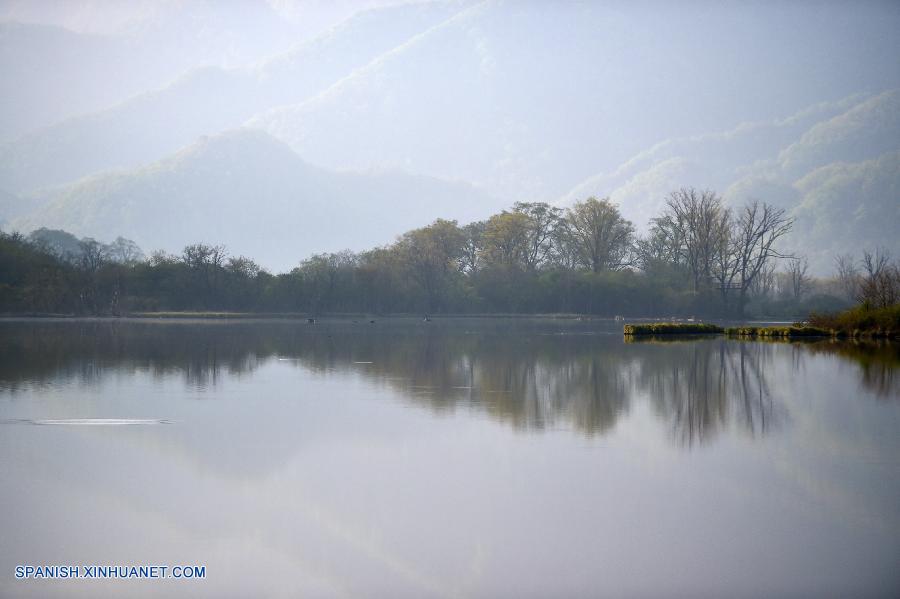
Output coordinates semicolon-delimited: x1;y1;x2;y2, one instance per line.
1;318;898;598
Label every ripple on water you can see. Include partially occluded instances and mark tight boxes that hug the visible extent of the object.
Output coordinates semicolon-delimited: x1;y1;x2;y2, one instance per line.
0;418;173;426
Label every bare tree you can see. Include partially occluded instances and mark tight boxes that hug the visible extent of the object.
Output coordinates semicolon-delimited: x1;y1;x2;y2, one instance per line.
182;243;228;300
657;188;730;292
834;254;860;302
182;243;227;270
106;236;145;264
786;256;810;301
149;249;178;266
859;248;899;308
750;261;777;299
78;238;106;272
716;201;793;316
636;222;684;273
513;202;564;270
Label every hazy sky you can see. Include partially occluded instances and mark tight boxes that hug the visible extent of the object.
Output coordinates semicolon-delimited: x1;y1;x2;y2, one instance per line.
0;0;408;42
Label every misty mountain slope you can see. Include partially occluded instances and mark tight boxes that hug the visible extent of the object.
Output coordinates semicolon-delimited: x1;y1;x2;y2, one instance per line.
0;67;258;195
0;0;298;57
562;94;870;227
0;1;339;141
0;0;408;50
562;91;900;273
250;1;900;201
257;1;473;104
0;1;471;195
789;152;900;268
776;91;900;178
723;90;900;207
9;129;502;272
105;0;301;67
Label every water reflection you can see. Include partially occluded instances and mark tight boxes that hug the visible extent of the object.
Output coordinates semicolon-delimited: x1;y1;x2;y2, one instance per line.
1;319;896;443
802;339;899;399
634;341;781;445
1;319;899;598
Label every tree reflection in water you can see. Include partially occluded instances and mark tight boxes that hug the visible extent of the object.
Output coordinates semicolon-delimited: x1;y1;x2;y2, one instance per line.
638;340;781;446
0;319;896;444
802;339;899;399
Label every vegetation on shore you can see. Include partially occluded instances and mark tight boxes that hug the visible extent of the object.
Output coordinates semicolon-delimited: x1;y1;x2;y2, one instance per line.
808;304;900;338
1;188;895;320
624;303;899;340
724;325;832;338
623;323;723;335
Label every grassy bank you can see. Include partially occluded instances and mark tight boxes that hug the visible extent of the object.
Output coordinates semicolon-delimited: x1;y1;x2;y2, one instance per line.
624;304;899;340
2;311;620;321
623;322;830;338
808;304;899;338
623;323;723;335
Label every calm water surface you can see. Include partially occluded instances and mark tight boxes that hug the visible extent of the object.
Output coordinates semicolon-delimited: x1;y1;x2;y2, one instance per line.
0;318;898;598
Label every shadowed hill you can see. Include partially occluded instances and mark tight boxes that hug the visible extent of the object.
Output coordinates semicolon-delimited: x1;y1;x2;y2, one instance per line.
9;129;501;272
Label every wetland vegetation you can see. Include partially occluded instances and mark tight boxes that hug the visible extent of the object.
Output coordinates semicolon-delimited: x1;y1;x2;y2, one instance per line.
4;190;896;323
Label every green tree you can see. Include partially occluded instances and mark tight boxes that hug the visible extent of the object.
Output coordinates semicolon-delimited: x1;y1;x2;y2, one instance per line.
299;251;357;314
563;197;634;272
481;211;530;269
398;219;465;312
459;221;486;274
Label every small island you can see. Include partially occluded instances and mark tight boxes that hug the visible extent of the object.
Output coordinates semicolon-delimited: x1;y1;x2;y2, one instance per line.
624;304;899;339
623;323;724;335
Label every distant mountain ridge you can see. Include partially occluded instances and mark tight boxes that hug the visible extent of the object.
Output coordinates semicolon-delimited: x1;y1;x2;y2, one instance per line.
9;129;501;272
6;91;900;275
0;1;471;195
249;1;900;201
563;90;900;273
0;0;391;140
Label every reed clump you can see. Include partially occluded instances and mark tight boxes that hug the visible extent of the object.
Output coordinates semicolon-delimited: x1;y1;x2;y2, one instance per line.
623;323;723;335
808;304;899;339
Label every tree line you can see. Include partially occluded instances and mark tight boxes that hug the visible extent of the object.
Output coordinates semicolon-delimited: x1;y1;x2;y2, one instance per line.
1;188;895;317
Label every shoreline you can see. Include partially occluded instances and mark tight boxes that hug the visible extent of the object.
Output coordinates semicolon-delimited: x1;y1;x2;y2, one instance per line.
0;311;806;323
624;322;898;340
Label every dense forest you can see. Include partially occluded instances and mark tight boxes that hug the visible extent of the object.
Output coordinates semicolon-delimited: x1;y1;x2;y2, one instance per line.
1;189;896;318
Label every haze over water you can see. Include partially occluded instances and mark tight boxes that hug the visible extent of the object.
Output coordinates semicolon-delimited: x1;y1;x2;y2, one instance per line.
0;318;898;597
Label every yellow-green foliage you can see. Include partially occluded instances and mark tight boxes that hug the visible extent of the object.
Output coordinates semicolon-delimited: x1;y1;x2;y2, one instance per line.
623;322;723;335
808;304;899;339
